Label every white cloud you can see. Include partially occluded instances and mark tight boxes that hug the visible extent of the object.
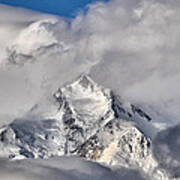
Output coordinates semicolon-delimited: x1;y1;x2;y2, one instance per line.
153;124;180;178
0;0;180;131
1;1;180;179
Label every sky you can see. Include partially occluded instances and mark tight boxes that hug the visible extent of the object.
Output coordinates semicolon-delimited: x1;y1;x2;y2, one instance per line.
0;0;108;17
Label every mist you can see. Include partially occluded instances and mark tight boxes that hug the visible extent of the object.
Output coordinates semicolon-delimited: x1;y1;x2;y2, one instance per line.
0;0;180;179
153;124;180;178
1;0;180;131
0;156;149;180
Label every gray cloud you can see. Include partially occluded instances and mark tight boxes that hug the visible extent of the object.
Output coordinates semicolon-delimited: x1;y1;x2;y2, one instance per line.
1;1;180;179
0;0;180;135
153;124;180;178
0;157;149;180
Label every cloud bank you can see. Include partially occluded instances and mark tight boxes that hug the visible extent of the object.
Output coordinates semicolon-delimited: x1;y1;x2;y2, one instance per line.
0;0;180;130
0;156;149;180
153;124;180;178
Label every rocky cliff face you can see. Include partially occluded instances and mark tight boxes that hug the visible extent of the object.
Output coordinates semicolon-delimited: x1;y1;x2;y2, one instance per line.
0;75;167;179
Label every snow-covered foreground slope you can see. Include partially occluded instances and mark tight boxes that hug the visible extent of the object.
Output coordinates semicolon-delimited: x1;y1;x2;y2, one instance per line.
0;75;170;179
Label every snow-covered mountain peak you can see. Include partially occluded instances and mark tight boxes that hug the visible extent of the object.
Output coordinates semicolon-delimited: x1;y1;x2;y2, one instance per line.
58;74;109;97
53;75;115;153
10;18;58;52
73;74;98;89
0;74;156;176
55;74;112;122
55;74;151;124
6;18;70;65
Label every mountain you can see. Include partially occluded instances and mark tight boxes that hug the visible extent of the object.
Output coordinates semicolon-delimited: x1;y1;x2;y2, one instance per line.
0;74;166;179
6;18;70;66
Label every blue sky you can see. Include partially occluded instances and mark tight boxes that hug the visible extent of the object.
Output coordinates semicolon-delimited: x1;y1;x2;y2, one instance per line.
0;0;108;17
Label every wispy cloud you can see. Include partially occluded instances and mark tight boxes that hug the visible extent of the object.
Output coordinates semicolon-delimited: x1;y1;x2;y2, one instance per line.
153;124;180;178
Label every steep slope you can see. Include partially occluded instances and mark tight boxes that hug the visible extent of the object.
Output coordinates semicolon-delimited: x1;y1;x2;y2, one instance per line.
0;75;157;173
53;74;152;153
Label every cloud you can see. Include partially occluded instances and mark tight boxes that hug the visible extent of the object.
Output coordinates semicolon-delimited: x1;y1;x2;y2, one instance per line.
0;1;180;179
152;124;180;178
0;156;149;180
85;0;180;130
0;0;180;131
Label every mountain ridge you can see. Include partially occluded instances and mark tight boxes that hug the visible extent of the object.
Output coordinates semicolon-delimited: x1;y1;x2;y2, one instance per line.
0;74;167;179
0;74;152;159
